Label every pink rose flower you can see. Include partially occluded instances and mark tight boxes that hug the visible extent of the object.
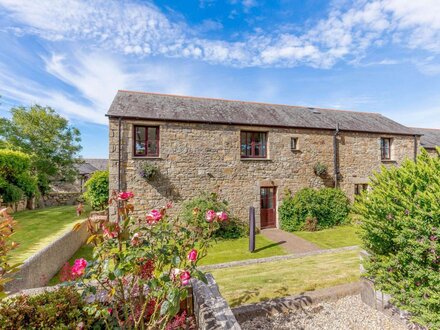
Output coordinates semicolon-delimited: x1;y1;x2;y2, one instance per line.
146;209;163;224
171;268;181;281
205;210;216;222
216;211;228;221
131;232;141;246
180;271;191;286
71;258;87;276
166;201;173;209
187;249;198;262
103;227;118;239
118;191;134;201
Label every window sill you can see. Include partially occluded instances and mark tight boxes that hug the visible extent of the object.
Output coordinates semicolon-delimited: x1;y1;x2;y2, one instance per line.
132;156;162;159
241;158;272;161
291;149;301;153
381;159;397;164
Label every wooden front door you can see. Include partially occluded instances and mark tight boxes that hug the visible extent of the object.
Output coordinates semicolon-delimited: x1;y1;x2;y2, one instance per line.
260;187;276;229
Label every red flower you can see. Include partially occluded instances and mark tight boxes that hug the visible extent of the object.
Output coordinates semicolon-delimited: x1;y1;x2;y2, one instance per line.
146;209;163;224
187;249;198;262
118;191;134;201
180;271;191;286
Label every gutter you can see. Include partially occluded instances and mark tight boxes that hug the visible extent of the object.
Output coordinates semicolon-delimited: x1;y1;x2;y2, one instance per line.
333;123;340;188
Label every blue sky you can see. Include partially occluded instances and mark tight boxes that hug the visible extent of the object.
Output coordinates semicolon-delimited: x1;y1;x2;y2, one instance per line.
0;0;440;158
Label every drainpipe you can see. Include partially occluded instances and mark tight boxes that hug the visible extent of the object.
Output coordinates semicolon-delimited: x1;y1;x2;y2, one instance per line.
333;123;340;188
118;117;122;192
413;135;418;163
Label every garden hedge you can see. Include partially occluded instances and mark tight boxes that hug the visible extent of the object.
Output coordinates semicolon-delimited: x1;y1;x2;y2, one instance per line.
83;170;109;210
354;148;440;328
279;187;350;231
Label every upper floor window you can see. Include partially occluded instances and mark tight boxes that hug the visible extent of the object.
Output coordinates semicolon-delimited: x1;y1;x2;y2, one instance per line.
380;138;392;160
240;131;267;158
291;137;299;151
134;125;159;157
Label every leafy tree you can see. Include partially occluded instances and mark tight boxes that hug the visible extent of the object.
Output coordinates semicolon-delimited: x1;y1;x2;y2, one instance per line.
354;148;440;328
83;170;109;210
0;105;82;193
0;149;38;203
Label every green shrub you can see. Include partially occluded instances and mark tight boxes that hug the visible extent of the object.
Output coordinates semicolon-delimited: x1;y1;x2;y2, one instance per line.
181;193;247;239
279;188;350;232
0;287;96;329
353;149;440;328
83;170;109;210
0;149;38;203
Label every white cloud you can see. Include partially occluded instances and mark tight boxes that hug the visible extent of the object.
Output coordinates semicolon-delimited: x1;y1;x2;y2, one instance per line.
1;0;440;69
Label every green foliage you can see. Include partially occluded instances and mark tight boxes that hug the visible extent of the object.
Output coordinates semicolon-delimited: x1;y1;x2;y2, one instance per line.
313;162;328;176
140;162;159;180
353;148;440;328
0;149;38;203
181;193;247;239
279;188;350;232
83;170;109;210
0;105;82;192
0;287;96;329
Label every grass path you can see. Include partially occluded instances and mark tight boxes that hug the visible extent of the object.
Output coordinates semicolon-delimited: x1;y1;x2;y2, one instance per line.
10;205;91;263
293;225;362;249
211;249;360;307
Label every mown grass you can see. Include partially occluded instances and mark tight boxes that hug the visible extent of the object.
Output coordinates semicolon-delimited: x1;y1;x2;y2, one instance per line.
293;225;362;249
210;249;360;307
10;205;91;263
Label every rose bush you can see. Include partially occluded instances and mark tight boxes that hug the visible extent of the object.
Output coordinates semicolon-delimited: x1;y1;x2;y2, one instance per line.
71;190;226;329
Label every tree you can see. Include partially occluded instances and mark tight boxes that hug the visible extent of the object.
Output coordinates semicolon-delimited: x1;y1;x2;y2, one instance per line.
0;105;82;194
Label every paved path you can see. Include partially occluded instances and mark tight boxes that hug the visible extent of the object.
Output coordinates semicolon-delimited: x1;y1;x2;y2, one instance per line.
261;228;321;254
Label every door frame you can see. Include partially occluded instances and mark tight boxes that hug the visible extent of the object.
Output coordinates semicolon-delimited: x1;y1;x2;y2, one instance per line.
259;186;277;229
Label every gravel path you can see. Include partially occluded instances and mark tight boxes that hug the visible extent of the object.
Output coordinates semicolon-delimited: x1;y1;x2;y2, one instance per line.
240;295;407;330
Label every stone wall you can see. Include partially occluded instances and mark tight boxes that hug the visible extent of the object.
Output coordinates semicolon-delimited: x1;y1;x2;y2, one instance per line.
41;192;81;207
109;118;418;227
5;220;90;293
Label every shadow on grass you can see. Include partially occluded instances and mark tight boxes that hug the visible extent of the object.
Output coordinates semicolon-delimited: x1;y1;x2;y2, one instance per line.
253;240;287;253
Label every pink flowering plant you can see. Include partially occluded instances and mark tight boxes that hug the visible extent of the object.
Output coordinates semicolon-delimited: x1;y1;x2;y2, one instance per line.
72;190;226;329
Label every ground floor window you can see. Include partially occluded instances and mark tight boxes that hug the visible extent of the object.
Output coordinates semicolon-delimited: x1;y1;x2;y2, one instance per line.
354;184;369;195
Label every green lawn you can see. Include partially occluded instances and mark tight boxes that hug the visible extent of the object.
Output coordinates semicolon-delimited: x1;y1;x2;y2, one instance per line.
293;225;362;249
10;205;91;263
211;249;360;307
199;234;287;265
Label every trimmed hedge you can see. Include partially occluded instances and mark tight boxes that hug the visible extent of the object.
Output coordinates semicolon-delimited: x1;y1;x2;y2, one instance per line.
354;149;440;328
279;188;350;232
181;193;247;239
83;170;109;210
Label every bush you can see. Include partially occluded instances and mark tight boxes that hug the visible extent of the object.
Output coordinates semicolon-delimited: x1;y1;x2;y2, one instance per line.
279;188;350;232
0;149;38;202
83;170;109;210
0;287;95;329
353;149;440;328
181;193;247;239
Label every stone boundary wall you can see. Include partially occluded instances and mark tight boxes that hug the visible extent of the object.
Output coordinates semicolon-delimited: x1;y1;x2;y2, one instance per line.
5;220;89;293
192;273;241;330
41;192;81;207
232;282;361;324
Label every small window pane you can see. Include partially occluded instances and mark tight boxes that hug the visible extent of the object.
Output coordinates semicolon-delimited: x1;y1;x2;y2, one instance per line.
291;137;298;150
135;127;146;155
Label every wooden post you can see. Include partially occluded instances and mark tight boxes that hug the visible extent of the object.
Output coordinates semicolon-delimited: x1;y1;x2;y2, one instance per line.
249;206;255;252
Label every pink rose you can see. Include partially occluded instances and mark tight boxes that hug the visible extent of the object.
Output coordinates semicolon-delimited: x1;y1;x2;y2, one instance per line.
205;210;216;222
180;271;191;286
187;249;198;262
71;258;87;276
171;268;181;281
146;209;163;224
118;191;134;201
103;227;118;239
216;211;228;221
166;201;173;209
131;232;141;246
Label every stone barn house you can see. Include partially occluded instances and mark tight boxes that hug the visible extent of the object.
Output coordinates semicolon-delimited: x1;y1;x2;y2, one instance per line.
107;90;437;228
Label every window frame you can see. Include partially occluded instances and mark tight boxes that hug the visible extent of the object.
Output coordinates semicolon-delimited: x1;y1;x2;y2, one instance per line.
240;131;268;159
133;125;160;157
291;137;299;151
354;184;369;196
380;137;392;160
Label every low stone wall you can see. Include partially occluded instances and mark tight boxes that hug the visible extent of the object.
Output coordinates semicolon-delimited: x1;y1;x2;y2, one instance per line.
41;192;81;207
192;273;241;330
5;220;90;293
232;282;361;324
1;198;28;212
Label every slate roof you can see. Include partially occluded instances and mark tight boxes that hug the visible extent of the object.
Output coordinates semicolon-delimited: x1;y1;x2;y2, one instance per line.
412;128;440;149
76;159;108;175
107;90;419;136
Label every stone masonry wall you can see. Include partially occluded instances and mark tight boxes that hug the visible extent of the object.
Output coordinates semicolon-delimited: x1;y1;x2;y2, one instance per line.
109;118;418;227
